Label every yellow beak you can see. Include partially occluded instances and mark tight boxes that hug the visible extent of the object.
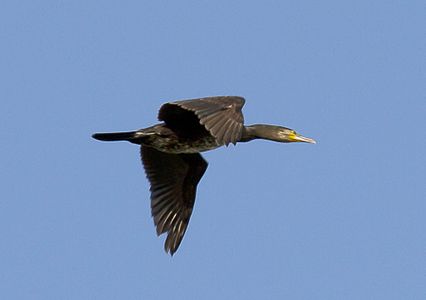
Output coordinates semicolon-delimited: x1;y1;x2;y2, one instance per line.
290;133;316;144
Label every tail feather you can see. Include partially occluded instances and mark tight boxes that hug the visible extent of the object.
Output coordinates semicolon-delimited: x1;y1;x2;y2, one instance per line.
92;131;137;142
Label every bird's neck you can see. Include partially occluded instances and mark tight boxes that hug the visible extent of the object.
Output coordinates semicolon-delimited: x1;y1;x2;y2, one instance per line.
240;124;279;142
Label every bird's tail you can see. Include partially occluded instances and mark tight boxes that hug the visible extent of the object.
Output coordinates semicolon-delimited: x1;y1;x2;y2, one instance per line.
92;131;138;142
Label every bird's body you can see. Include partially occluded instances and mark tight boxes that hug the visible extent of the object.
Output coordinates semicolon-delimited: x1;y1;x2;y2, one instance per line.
97;124;221;153
93;96;315;255
135;124;221;154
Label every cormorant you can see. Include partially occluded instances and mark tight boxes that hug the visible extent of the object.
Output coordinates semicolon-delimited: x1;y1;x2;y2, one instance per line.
92;96;316;255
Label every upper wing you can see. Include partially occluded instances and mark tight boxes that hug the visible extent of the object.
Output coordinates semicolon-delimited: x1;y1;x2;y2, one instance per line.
158;96;246;146
141;145;208;255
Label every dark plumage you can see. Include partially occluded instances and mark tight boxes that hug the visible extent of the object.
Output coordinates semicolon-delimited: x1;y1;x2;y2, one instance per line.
92;96;316;255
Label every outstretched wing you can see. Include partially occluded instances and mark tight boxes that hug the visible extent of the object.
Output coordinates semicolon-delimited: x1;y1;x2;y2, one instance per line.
158;96;246;146
141;146;208;255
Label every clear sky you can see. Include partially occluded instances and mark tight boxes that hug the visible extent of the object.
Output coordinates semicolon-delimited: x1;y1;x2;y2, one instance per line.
1;1;425;299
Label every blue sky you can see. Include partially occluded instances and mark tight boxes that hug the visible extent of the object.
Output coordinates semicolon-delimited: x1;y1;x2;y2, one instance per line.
1;1;425;299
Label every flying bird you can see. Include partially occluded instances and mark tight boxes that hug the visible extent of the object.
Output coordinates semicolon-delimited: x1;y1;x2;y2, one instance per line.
92;96;316;255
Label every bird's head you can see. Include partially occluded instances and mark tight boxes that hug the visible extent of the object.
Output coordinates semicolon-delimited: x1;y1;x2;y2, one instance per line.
275;126;316;144
246;124;316;144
